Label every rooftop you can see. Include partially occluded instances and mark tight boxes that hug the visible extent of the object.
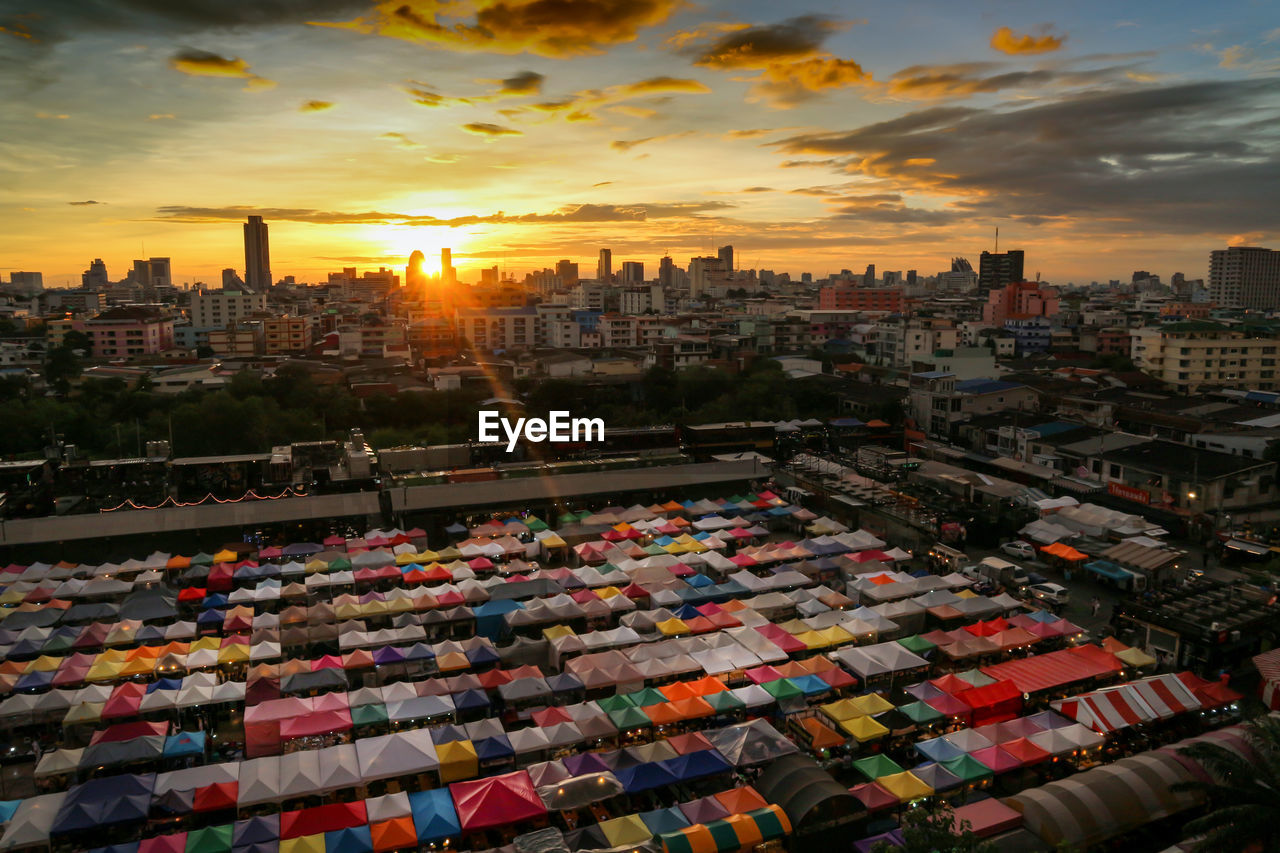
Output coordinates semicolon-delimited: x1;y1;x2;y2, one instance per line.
1101;439;1272;478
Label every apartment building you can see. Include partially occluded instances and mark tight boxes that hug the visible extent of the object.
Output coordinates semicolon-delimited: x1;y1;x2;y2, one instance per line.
1132;321;1280;391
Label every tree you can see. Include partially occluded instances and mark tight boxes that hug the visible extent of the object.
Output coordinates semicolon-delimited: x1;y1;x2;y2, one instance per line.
872;800;995;852
1173;714;1280;852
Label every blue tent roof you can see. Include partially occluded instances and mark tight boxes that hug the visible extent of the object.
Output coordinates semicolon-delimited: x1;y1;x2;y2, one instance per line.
473;735;514;761
233;814;280;845
146;678;183;693
1085;560;1133;582
639;807;690;835
615;762;680;792
52;773;154;835
686;573;714;589
325;824;372;853
200;593;229;609
659;750;733;781
0;800;20;823
408;788;460;842
163;731;206;758
915;738;967;763
789;674;834;697
451;689;491;711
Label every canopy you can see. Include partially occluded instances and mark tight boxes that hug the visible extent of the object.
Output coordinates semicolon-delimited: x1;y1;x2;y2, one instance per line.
450;770;546;832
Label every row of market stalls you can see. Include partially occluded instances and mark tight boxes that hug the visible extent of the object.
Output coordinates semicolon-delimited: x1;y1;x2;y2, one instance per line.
0;492;1251;852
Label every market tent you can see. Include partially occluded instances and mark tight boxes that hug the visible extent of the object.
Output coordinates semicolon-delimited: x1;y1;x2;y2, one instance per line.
754;753;862;837
0;792;68;852
408;788;461;843
450;770;546;832
355;730;439;782
982;646;1121;694
706;720;799;767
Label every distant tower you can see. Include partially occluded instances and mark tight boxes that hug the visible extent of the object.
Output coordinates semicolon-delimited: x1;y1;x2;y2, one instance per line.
659;256;674;287
441;248;456;285
82;259;108;289
717;245;734;275
243;215;272;292
556;259;579;286
597;248;612;282
407;250;427;291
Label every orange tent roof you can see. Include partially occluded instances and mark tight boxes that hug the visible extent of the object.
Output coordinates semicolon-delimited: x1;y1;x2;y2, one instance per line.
799;717;847;751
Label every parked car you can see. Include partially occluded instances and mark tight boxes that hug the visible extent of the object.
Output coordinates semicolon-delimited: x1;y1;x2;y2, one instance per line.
1027;582;1070;607
999;540;1038;561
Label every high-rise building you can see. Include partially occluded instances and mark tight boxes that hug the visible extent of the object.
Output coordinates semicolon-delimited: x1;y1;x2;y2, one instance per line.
978;250;1024;292
222;268;245;290
863;264;876;287
441;248;456;285
597;248;612;282
9;271;43;295
717;245;734;274
659;256;674;287
906;270;918;286
148;257;172;288
82;259;108;289
688;256;728;298
191;289;268;328
556;259;579;287
1209;246;1280;309
620;261;644;284
243;215;272;292
406;250;427;291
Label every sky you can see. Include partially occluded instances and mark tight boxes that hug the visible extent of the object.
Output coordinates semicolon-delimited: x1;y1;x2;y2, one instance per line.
2;0;1278;288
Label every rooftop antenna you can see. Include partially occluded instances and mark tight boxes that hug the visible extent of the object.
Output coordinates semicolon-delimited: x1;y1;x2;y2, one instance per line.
994;227;998;254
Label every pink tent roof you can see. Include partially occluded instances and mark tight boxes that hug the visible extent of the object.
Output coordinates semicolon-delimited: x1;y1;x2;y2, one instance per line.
969;745;1021;774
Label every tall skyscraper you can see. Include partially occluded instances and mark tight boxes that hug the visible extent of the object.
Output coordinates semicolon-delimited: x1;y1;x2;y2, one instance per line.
556;259;579;286
82;259;108;289
1209;246;1280;309
978;250;1024;292
243;215;272;292
407;251;427;291
441;248;456;285
863;264;876;287
597;248;612;282
717;244;734;274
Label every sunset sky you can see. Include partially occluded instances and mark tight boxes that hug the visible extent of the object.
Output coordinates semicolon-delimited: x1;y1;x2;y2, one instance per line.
2;0;1278;287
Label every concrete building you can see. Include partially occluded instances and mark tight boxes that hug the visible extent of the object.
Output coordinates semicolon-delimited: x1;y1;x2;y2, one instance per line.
817;286;903;312
263;316;312;355
190;289;268;328
8;272;43;296
556;259;579;287
1209;246;1280;309
84;306;175;358
455;306;538;353
596;248;612;283
620;261;645;284
978;250;1024;293
983;281;1060;324
1132;321;1280;392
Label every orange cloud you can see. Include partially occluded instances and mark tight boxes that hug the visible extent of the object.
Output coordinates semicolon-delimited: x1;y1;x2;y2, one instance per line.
169;49;276;90
990;26;1065;55
462;122;522;137
318;0;682;58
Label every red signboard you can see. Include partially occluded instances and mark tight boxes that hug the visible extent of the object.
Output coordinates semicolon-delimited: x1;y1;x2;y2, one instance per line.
1108;482;1150;504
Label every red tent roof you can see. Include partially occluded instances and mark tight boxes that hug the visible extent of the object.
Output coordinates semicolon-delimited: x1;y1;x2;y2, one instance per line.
280;801;367;838
849;781;899;812
451;770;547;832
981;646;1121;694
193;781;238;812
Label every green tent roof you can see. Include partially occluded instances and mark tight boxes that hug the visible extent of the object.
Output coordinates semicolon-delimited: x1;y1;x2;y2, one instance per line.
606;706;653;730
185;823;232;853
896;635;937;654
897;701;944;724
853;754;905;782
351;703;388;726
760;678;804;701
941;754;994;782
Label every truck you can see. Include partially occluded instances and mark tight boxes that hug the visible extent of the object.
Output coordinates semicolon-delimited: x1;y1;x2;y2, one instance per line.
962;556;1030;589
928;543;967;573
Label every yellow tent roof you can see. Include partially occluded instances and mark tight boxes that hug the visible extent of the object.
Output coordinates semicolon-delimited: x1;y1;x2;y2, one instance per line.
816;626;855;647
217;644;250;664
213;549;240;563
1116;646;1158;668
847;693;895;717
955;589;977;599
877;771;934;802
279;835;326;853
539;534;567;549
656;618;691;636
543;624;576;641
26;655;65;673
597;586;624;599
600;814;652;848
792;631;827;649
62;701;104;726
838;715;890;742
304;559;328;573
436;739;478;783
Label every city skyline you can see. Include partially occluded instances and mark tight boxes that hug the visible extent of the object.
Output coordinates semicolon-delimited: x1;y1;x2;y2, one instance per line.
3;0;1279;285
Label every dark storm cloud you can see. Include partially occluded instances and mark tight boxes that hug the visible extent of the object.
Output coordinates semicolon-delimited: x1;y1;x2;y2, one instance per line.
152;201;733;227
499;70;544;95
772;79;1280;233
684;16;848;69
